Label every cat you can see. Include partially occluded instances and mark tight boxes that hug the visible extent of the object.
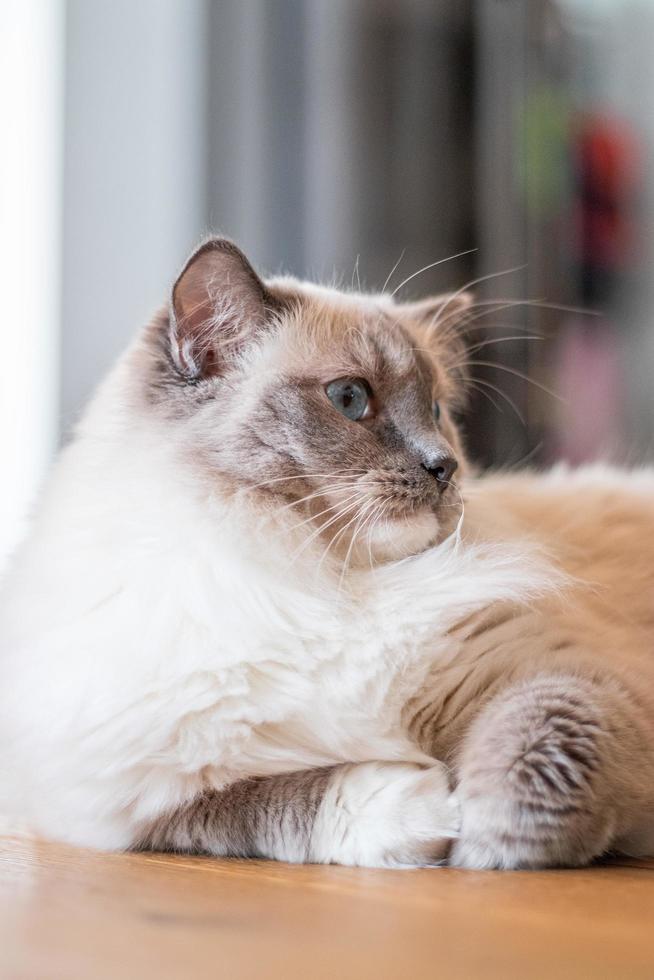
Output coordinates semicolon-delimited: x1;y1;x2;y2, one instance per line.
1;236;653;869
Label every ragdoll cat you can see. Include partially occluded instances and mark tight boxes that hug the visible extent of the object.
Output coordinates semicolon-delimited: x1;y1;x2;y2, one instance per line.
1;237;653;869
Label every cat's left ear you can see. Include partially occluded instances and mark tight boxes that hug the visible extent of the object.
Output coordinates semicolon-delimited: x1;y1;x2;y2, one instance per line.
393;292;474;341
169;237;280;380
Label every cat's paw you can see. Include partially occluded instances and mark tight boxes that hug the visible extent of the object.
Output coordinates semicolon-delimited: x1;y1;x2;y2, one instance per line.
309;761;460;868
450;675;617;870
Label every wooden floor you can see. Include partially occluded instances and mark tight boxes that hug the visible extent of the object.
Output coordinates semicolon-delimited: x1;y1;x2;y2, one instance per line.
1;835;653;979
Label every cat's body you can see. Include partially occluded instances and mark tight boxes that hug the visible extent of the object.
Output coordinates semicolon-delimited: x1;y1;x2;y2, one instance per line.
1;239;653;868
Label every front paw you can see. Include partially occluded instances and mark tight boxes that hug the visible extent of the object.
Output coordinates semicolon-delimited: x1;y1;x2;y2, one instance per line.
450;676;618;870
309;761;460;868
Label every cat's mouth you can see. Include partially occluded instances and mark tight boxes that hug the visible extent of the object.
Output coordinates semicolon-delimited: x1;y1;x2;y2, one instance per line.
313;473;461;565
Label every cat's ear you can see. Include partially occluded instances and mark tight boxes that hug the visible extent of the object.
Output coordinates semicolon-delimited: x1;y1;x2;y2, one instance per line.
169;237;276;379
393;292;474;341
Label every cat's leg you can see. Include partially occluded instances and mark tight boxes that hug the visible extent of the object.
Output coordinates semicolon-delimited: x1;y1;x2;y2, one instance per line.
139;761;460;868
450;672;654;869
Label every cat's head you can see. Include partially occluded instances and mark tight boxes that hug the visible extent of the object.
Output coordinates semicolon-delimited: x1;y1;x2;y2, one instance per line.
143;238;473;565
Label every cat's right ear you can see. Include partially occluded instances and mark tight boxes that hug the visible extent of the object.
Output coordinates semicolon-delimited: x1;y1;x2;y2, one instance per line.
169;238;276;380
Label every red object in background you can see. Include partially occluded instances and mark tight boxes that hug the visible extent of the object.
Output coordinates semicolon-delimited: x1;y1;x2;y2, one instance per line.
551;114;641;465
573;114;640;297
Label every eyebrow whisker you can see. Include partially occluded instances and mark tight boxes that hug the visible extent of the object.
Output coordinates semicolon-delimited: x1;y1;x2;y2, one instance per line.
390;248;478;298
380;248;406;294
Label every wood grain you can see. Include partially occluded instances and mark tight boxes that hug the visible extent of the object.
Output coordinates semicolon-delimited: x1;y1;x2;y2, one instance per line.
1;834;653;979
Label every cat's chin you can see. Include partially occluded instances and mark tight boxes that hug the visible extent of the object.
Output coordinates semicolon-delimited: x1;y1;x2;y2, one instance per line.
363;508;441;564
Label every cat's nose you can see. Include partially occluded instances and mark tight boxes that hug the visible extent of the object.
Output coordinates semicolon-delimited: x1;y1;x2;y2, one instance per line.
421;454;458;491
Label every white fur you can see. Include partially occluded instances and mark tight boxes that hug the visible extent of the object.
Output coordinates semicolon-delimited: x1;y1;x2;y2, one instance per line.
364;509;441;564
310;762;459;867
0;346;557;851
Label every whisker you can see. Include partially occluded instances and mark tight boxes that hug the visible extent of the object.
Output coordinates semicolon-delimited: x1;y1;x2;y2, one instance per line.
337;499;378;589
463;297;600;318
428;264;527;332
467;375;526;426
447;329;543;370
276;482;377;516
466;360;566;404
351;499;386;578
284;491;368;535
436;296;599;344
390;248;477;298
465;378;504;414
407;332;541;366
436;298;535;339
352;254;361;292
504;439;544;471
439;481;466;545
381;248;406;294
371;500;393;556
318;502;371;577
248;472;360;492
461;334;543;357
290;497;364;563
437;318;540;354
366;501;385;571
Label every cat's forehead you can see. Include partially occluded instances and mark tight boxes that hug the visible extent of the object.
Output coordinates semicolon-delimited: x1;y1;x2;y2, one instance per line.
270;278;421;378
271;277;386;312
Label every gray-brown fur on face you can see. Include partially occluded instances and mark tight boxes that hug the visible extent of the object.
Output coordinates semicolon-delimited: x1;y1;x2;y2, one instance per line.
139;237;474;557
137;765;335;862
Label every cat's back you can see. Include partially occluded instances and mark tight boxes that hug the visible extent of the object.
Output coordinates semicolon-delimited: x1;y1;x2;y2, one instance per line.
465;464;654;651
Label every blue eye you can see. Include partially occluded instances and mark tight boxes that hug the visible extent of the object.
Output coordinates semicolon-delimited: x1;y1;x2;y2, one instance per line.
432;400;441;421
326;378;370;421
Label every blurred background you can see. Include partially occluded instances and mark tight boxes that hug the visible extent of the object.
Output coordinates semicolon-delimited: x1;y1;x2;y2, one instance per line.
3;0;654;566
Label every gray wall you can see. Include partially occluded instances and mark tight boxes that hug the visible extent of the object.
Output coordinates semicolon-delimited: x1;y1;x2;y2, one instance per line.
61;0;210;433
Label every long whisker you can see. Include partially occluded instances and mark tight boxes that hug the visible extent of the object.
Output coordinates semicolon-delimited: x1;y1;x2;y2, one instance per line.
363;498;390;568
369;500;393;559
439;481;466;545
248;472;360;492
337;499;378;589
366;501;385;571
290;497;364;563
504;439;544;471
462;296;599;318
318;502;371;577
428;264;527;333
462;334;543;357
339;499;379;589
342;495;388;584
276;482;377;516
407;333;541;364
465;378;504;414
284;491;369;536
436;296;544;339
381;248;406;294
352;254;361;292
436;296;599;346
353;500;385;576
466;360;566;404
390;248;477;298
467;375;526;426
